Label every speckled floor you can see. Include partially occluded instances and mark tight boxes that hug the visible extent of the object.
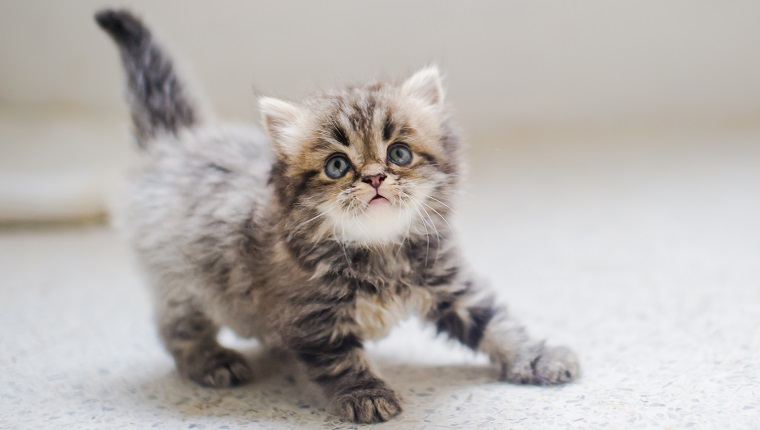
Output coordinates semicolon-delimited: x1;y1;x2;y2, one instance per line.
2;129;759;429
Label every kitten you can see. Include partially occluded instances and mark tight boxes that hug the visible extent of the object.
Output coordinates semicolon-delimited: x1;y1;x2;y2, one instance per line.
95;9;579;423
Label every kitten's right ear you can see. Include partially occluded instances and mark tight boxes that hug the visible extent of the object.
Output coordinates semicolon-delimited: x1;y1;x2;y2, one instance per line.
259;97;304;158
402;66;444;108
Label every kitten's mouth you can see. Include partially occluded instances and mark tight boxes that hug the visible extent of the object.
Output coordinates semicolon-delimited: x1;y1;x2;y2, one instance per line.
368;193;390;207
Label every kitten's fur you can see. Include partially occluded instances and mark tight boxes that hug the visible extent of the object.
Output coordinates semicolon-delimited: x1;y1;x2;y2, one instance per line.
96;9;579;423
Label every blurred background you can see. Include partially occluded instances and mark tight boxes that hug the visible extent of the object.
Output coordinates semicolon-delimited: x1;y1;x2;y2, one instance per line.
2;2;760;428
1;0;759;222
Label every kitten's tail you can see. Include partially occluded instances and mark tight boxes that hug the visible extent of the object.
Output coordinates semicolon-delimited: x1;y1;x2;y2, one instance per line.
95;9;198;148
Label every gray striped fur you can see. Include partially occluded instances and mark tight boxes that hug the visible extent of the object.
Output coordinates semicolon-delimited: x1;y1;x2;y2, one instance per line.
96;9;197;148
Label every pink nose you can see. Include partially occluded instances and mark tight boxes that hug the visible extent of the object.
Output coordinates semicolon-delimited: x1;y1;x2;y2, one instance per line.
362;174;386;189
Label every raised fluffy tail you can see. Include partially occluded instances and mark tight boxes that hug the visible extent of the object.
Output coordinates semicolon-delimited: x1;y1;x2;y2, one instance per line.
95;9;198;148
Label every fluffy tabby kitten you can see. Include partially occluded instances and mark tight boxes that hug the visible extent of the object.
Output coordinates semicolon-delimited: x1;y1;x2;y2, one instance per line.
96;9;579;423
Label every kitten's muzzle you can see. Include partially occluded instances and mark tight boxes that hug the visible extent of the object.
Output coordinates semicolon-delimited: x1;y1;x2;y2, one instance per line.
362;174;386;189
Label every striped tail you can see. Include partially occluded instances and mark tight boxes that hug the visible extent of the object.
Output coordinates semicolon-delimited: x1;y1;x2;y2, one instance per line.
95;9;198;148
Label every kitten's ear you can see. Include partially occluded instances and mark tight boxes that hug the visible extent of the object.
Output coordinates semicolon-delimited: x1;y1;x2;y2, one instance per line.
402;66;444;107
259;97;304;157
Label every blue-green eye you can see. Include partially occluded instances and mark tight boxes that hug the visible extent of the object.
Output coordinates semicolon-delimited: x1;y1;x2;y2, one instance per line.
387;143;412;166
325;154;351;179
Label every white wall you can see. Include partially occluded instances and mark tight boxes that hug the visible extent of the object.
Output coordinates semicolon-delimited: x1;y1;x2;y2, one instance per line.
2;0;760;131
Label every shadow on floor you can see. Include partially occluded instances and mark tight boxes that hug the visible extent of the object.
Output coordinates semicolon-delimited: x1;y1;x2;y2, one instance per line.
100;348;502;427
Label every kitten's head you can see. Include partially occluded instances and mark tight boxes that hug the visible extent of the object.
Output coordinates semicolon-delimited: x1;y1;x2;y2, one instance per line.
261;67;460;246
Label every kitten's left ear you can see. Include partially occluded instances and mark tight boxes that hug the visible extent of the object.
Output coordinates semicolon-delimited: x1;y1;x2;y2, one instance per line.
402;66;444;107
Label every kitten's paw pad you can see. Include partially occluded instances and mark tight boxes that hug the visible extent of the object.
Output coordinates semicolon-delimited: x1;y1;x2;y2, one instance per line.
186;349;253;388
335;386;403;423
502;345;580;386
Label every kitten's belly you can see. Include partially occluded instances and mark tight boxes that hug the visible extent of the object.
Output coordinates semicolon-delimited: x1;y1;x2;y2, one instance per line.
206;290;275;342
221;313;266;339
354;289;432;340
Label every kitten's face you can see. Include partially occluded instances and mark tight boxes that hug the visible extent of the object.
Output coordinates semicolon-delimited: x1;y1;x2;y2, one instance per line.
262;67;459;246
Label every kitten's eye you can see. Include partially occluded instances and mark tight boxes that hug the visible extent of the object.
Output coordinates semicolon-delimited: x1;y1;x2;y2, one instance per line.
324;154;352;179
387;143;412;166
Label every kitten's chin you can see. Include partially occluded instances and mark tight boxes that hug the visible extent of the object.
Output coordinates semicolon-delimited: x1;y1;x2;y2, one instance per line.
332;204;413;246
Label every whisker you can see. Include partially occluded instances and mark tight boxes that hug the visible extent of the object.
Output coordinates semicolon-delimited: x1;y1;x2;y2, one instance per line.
420;200;454;233
357;199;378;224
287;201;340;242
401;192;430;266
406;193;441;265
419;198;461;268
338;207;352;267
352;201;374;244
395;195;415;256
426;195;457;214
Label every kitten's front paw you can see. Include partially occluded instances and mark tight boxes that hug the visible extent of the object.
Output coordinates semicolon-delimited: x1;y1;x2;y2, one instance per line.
502;345;580;385
334;385;403;423
182;347;253;388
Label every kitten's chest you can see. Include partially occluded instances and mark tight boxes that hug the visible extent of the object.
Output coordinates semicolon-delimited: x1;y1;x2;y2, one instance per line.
353;287;432;340
316;244;435;339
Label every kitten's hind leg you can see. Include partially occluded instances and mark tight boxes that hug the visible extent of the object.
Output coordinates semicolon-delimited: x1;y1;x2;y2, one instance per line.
157;297;252;388
426;274;580;385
